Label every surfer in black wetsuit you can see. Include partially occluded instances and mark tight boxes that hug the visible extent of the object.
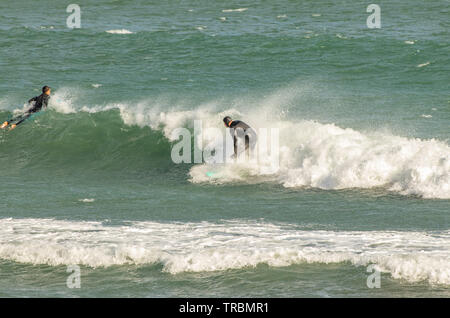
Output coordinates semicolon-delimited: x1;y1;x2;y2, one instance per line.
1;86;51;130
223;116;257;158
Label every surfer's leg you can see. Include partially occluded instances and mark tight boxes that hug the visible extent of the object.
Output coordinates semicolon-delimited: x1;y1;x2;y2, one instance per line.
244;131;257;159
1;114;24;129
10;114;27;123
245;135;250;151
9;113;32;130
13;115;30;126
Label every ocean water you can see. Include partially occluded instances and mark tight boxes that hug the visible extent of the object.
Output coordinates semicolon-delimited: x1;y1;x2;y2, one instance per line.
0;0;449;297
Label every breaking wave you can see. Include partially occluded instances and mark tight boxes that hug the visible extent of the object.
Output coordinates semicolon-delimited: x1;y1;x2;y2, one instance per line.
0;218;448;285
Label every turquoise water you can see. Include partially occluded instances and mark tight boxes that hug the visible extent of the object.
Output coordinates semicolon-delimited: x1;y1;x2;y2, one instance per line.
0;1;449;297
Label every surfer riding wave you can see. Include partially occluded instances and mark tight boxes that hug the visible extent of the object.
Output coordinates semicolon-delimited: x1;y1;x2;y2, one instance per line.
223;116;257;159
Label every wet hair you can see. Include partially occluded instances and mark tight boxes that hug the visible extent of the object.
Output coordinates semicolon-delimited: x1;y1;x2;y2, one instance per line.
42;86;51;93
223;116;232;126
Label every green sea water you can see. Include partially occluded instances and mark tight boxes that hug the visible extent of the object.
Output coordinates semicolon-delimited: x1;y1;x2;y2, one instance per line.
0;0;449;297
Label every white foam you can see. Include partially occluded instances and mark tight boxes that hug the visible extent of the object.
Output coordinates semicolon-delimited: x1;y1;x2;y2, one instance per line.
421;114;432;118
404;40;415;45
0;218;448;285
79;198;95;203
417;62;430;68
48;88;77;113
92;84;102;88
222;8;248;13
106;29;134;34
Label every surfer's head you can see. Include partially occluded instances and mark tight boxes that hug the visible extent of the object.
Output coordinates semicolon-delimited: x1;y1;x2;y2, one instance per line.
223;116;233;127
42;86;51;95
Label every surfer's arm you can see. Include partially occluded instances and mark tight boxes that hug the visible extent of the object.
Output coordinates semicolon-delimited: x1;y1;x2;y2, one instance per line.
28;96;38;104
26;96;38;112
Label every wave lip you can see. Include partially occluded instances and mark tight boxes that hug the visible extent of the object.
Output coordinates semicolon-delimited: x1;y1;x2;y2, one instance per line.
0;218;449;285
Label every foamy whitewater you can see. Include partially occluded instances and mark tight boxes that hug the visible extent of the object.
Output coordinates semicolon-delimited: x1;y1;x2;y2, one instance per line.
47;88;450;199
1;218;448;285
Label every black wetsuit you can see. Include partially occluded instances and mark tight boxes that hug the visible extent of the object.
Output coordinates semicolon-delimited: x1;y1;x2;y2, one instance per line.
228;120;257;156
10;93;50;126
